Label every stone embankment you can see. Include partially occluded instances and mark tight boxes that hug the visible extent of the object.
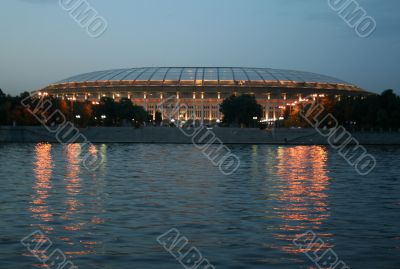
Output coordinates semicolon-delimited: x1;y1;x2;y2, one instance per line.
1;126;400;145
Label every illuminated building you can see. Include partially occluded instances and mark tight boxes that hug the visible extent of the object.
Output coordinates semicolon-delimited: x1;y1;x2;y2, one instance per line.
38;67;370;124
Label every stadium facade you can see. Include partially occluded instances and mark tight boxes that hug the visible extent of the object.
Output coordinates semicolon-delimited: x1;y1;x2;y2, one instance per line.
38;67;370;124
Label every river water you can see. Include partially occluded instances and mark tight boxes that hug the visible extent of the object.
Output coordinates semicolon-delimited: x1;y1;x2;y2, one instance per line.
0;143;399;268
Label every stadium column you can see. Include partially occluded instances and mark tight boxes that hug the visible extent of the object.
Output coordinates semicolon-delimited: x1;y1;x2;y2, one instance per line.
208;102;212;122
217;106;221;121
201;92;204;126
192;92;196;126
143;92;147;111
160;93;164;121
264;104;268;121
217;92;221;121
176;91;180;125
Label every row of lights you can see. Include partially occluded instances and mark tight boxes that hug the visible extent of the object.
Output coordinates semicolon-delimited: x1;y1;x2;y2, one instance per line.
40;92;325;101
170;119;222;123
76;115;107;119
285;94;326;107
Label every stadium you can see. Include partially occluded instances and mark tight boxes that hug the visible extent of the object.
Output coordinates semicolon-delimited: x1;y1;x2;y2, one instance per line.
38;67;370;124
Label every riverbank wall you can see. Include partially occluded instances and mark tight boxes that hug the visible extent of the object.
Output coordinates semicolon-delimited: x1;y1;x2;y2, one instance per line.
1;126;400;145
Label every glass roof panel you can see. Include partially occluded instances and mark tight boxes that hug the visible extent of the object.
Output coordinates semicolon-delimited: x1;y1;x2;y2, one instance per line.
79;71;106;82
203;68;218;81
109;68;136;80
232;68;248;81
150;68;169;81
219;68;234;81
55;67;349;86
135;68;158;81
95;69;126;81
164;68;182;81
283;70;306;82
180;68;196;81
121;68;146;80
244;68;263;81
268;69;292;81
84;70;115;82
322;74;344;84
308;73;325;81
195;68;204;81
256;69;278;81
64;71;104;83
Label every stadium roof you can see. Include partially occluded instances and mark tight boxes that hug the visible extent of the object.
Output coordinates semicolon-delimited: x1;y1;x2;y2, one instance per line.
57;67;349;85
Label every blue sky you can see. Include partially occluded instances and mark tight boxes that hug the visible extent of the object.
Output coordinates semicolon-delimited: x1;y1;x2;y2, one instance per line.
1;0;399;95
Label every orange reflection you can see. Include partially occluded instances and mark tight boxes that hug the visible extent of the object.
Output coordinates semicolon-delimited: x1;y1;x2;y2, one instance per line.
60;144;101;256
31;143;54;233
63;144;82;222
273;146;332;254
84;144;104;252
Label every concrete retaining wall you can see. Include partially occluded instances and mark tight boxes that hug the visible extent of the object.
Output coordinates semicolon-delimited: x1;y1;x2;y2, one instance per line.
1;126;400;145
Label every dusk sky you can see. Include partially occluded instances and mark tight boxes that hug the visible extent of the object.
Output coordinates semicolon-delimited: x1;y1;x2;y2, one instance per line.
1;0;399;95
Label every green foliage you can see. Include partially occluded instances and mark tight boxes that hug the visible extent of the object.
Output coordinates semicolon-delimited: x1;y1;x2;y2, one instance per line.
95;97;150;126
155;111;162;126
283;90;400;130
331;90;400;129
0;90;39;125
0;92;151;127
220;94;263;127
1;89;399;129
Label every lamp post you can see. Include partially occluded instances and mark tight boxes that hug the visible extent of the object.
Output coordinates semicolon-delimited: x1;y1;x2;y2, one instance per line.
101;115;106;126
253;116;258;128
75;115;81;127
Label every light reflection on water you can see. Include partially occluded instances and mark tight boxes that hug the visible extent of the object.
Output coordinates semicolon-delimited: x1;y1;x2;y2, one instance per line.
273;146;332;254
29;143;54;263
0;143;399;269
31;143;54;228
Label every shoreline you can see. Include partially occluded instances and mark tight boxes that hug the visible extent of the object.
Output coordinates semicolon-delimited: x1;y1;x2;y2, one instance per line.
1;126;400;145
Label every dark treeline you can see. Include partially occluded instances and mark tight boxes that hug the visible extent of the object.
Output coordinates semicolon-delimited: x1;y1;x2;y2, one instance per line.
1;88;400;129
0;89;152;127
0;90;35;125
332;90;400;129
283;90;400;130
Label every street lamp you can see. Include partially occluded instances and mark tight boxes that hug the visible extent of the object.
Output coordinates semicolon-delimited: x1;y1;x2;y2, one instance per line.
253;116;258;128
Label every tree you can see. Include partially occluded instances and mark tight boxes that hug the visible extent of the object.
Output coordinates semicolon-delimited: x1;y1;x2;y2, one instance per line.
220;94;263;127
117;98;135;125
131;105;150;126
96;97;117;126
155;111;162;126
0;89;5;99
282;89;400;130
0;89;8;124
